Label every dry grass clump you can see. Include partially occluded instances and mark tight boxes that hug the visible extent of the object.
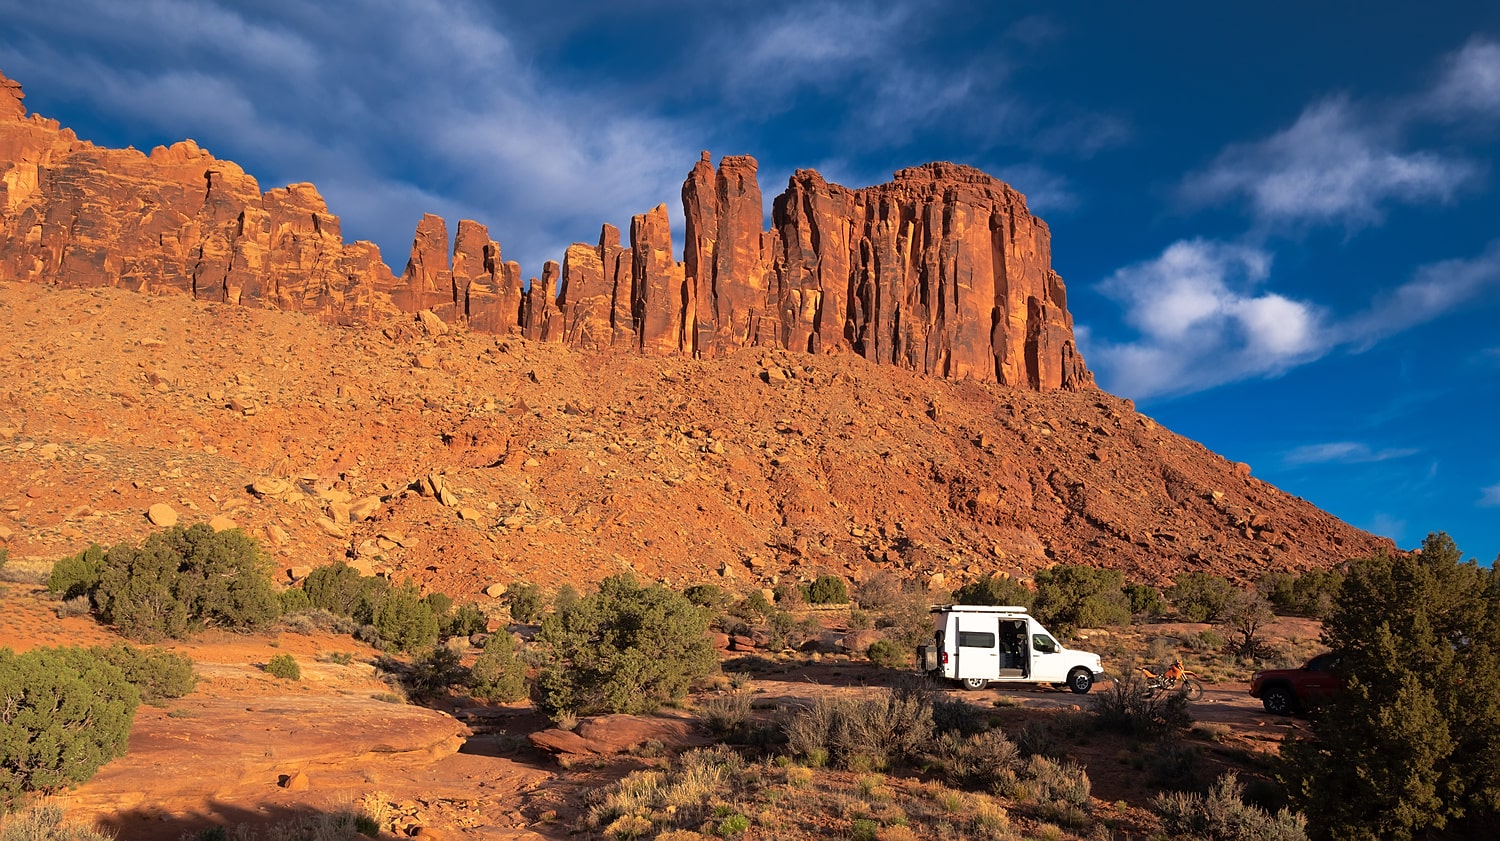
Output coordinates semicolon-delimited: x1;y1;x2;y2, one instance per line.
0;804;114;841
928;730;1019;789
783;687;933;771
697;690;754;739
1089;672;1191;737
586;746;747;834
1153;773;1308;841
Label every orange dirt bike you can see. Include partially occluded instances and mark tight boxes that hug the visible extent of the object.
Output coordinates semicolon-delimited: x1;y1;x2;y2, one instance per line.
1135;660;1204;700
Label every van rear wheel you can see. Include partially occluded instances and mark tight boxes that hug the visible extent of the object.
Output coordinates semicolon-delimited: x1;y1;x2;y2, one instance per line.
1067;668;1093;694
959;677;988;691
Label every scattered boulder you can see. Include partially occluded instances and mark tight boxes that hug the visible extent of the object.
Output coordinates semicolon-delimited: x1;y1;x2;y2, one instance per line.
146;503;178;527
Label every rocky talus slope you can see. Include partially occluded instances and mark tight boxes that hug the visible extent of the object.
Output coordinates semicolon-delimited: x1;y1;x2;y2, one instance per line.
0;278;1386;596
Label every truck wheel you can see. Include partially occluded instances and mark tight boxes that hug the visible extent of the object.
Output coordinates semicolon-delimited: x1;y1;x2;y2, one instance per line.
1261;687;1296;715
960;677;988;691
1067;668;1093;694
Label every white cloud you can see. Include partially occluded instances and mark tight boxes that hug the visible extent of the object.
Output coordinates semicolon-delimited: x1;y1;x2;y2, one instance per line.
1088;238;1500;399
1181;98;1477;227
1283;442;1420;466
1087;239;1326;397
1429;37;1500;119
1480;483;1500;507
0;0;701;275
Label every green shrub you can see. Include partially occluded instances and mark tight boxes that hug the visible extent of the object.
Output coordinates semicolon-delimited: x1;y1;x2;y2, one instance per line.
404;646;464;698
371;580;439;654
684;583;733;609
533;575;716;715
90;644;197;704
952;573;1034;609
553;584;581;614
264;654;300;681
442;602;488;639
765;610;797;650
1167;571;1237;623
469;631;527;703
47;544;105;601
1260;568;1345;619
422;591;453;619
0;803;115;840
806;575;849;605
93;526;279;642
277;587;310;615
716;813;750;837
729;590;774;624
301;561;386;623
503;581;546;623
1033;564;1131;632
1124;581;1166;617
1284;534;1500;839
0;647;140;812
1153;773;1307;841
866;638;904;669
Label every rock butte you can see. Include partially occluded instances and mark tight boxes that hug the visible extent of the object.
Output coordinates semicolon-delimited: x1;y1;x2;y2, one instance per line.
0;66;1393;586
0;72;1086;391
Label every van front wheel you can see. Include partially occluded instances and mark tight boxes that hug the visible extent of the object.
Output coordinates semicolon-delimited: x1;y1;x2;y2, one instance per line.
959;677;988;691
1067;668;1093;694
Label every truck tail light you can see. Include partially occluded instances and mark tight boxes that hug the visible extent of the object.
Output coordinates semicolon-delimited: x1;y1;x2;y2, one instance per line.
941;651;949;665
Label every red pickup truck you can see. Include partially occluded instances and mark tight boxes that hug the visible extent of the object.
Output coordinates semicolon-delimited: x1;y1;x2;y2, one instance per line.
1249;652;1345;714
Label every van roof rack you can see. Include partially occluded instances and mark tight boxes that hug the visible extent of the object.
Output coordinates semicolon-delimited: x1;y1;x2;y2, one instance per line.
928;604;1030;613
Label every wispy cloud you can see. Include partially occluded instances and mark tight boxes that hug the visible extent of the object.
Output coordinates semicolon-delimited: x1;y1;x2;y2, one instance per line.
1088;237;1500;399
1335;240;1500;348
1480;483;1500;507
1367;513;1407;544
993;163;1080;214
1180;97;1478;228
732;2;912;95
1428;37;1500;120
1283;442;1420;466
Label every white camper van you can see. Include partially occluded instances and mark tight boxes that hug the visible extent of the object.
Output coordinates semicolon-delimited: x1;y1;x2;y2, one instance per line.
917;605;1105;694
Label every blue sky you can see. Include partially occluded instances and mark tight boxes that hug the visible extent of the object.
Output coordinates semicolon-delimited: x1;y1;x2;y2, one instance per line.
3;1;1497;562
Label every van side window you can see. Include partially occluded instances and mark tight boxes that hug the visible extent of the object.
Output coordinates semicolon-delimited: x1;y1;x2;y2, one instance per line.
1032;634;1057;653
957;631;996;648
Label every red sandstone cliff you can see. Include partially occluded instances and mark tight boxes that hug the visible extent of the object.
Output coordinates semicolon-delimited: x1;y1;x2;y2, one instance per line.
0;71;399;325
0;70;1091;391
